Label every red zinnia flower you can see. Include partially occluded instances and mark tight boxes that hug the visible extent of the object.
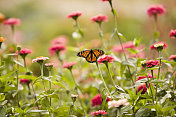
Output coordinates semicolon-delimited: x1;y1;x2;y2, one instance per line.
20;79;31;85
63;62;76;69
91;14;108;23
49;45;66;56
169;55;176;62
137;83;149;94
98;55;114;64
147;5;166;17
91;94;111;107
146;60;159;68
150;42;167;51
101;0;111;2
16;48;32;58
90;110;107;116
168;29;176;39
67;11;82;20
4;18;21;26
136;73;155;81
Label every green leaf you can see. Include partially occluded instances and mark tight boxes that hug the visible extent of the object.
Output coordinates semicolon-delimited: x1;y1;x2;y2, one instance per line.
27;110;48;113
110;28;117;39
162;60;176;65
19;75;36;80
120;64;126;76
148;67;159;70
126;48;138;54
52;81;66;89
151;79;165;83
117;32;127;41
0;106;7;117
0;93;5;101
133;38;141;47
41;97;50;108
136;78;148;83
0;70;16;80
135;108;148;117
161;106;176;112
153;31;160;39
13;59;24;67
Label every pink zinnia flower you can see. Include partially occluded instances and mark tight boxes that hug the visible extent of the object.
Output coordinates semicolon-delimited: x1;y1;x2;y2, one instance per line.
108;99;129;108
49;45;66;55
136;73;155;81
112;45;124;53
90;110;107;116
32;56;49;63
4;18;21;26
91;94;111;107
45;63;54;67
150;41;167;51
146;60;159;68
67;11;82;20
169;55;176;62
91;14;108;23
20;79;31;85
137;83;149;94
147;5;166;17
51;36;67;45
168;29;176;39
63;62;76;69
98;55;114;64
123;41;136;49
16;48;32;58
101;0;111;2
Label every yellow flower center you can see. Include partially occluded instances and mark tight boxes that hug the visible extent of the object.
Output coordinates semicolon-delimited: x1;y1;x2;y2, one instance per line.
0;37;5;42
154;43;164;48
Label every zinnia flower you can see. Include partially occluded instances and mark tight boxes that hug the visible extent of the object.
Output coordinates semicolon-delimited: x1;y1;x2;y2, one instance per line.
91;94;111;107
63;62;76;70
67;11;82;20
150;42;167;51
147;5;166;17
101;0;111;2
45;63;54;70
108;99;129;108
16;48;32;58
146;60;159;68
169;55;176;62
49;45;66;55
123;41;136;49
51;36;67;45
98;55;114;64
90;110;107;116
0;13;5;23
91;14;108;23
136;73;155;81
137;83;149;94
4;18;21;26
32;56;49;63
168;29;176;39
0;37;5;43
20;79;31;85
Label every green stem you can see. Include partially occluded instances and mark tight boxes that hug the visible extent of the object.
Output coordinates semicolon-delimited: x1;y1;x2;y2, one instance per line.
158;51;162;79
96;61;111;96
49;70;52;106
23;57;28;72
69;69;87;116
147;74;154;104
27;84;31;95
16;49;20;107
98;23;106;49
105;63;117;88
40;63;46;91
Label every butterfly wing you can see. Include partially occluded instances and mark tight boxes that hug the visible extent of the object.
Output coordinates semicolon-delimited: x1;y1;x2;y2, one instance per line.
92;49;104;58
85;50;97;63
77;50;91;58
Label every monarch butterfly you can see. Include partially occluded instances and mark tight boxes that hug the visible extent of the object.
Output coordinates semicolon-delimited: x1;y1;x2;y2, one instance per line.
77;49;104;63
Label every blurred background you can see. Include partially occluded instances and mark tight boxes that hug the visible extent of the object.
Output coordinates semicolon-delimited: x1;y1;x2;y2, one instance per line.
0;0;176;58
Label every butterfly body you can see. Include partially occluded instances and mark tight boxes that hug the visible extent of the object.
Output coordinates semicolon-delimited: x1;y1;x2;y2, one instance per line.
77;49;104;63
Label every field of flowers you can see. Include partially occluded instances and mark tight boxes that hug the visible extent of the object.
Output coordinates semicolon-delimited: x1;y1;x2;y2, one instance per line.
0;0;176;117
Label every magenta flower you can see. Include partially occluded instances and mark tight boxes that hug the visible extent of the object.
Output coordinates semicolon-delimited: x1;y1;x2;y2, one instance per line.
150;42;167;51
67;11;82;20
91;94;111;107
123;41;136;49
51;36;67;45
45;63;54;67
136;73;155;81
63;62;76;70
91;14;108;23
4;18;21;26
112;45;124;53
90;110;107;116
137;83;149;94
49;45;66;56
169;55;176;62
98;55;114;64
16;48;32;58
101;0;111;2
168;29;176;39
147;5;166;17
20;79;31;85
32;56;49;63
146;60;159;68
